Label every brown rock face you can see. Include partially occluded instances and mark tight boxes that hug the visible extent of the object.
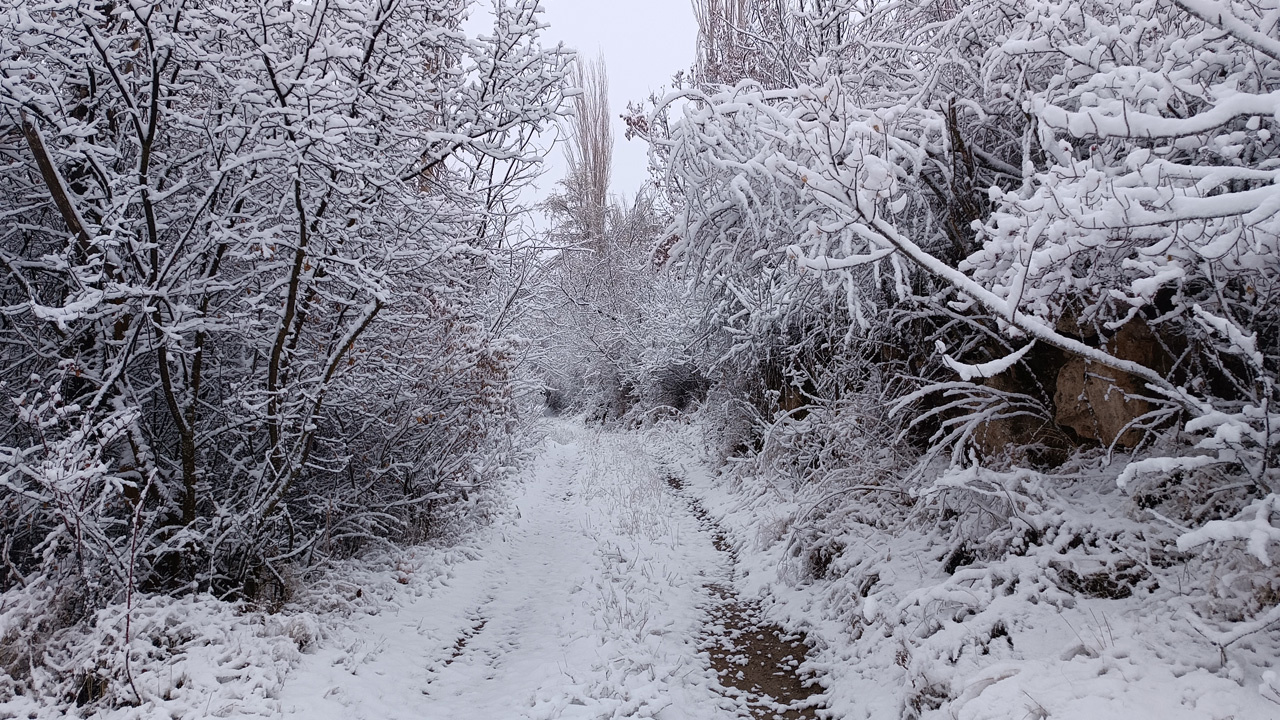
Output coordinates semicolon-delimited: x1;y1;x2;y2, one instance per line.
970;359;1071;465
1053;321;1167;448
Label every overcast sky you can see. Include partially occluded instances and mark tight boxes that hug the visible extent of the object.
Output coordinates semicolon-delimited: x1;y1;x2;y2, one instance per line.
535;0;698;202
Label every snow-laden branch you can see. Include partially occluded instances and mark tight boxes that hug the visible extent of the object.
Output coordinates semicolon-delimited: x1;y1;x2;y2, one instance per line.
1178;494;1280;566
938;341;1035;382
1173;0;1280;64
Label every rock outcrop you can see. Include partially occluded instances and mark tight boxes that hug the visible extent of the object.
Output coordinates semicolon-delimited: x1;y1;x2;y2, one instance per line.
1053;320;1170;449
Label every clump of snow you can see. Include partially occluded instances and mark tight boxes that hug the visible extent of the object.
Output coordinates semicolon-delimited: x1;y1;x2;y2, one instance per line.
1178;495;1280;567
938;341;1036;382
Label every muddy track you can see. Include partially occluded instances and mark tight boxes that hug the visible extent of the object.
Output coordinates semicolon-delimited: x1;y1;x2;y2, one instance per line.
665;474;826;719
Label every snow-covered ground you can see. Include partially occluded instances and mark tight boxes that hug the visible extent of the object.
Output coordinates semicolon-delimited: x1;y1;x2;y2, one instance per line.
9;417;1277;720
276;421;742;719
645;421;1280;720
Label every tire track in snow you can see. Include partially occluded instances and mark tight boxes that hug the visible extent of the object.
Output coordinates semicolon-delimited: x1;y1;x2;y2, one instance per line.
414;436;599;711
278;423;740;719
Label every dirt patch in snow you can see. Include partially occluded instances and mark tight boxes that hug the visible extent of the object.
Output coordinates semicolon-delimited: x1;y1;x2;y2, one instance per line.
705;584;823;719
666;474;825;719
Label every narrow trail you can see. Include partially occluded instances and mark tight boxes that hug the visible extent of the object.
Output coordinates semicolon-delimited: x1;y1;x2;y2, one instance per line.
277;422;828;719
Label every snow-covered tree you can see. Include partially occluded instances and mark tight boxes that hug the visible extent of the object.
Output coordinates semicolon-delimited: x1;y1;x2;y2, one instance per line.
0;0;570;605
534;57;708;422
648;0;1280;639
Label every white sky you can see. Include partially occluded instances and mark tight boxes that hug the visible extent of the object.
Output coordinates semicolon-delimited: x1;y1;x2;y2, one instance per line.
535;0;698;203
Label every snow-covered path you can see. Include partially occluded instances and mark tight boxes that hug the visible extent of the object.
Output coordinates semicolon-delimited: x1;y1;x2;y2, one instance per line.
278;423;742;720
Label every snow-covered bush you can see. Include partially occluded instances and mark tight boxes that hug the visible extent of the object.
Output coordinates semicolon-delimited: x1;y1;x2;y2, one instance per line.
979;0;1280;557
537;193;708;423
0;0;568;701
647;0;1280;696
